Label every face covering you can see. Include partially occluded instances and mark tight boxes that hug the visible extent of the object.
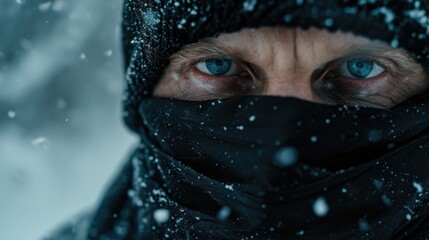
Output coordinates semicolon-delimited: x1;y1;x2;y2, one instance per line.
88;93;429;239
87;0;429;239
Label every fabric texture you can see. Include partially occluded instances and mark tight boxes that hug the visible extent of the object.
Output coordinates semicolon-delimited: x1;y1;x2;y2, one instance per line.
85;0;429;239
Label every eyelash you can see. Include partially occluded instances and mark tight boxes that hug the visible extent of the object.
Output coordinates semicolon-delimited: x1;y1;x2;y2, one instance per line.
188;55;391;85
168;51;410;106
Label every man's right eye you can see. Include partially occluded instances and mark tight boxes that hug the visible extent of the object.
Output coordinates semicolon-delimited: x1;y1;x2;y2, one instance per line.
195;58;243;76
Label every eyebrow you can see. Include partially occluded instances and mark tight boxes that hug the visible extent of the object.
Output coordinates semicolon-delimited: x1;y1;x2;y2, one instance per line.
169;37;417;71
168;40;235;71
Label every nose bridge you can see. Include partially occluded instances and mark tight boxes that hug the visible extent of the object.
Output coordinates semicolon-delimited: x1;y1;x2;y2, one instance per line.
256;28;321;102
261;71;318;101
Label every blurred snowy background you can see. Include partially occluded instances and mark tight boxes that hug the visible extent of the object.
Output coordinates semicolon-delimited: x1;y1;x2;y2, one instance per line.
0;0;137;239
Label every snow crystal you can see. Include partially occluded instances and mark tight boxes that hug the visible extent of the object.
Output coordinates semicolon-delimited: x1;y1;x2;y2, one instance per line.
80;53;86;60
379;7;395;24
373;179;384;190
325;118;331;124
310;136;318;143
296;230;305;235
104;49;113;57
153;209;170;224
358;218;370;232
51;0;65;12
313;196;329;217
406;214;412;221
38;2;52;12
322;82;334;90
177;18;187;29
142;9;161;28
368;129;382;142
381;194;393;206
248;115;256;122
57;98;67;109
284;14;292;22
242;0;257;12
127;189;136;198
413;181;423;193
324;18;334;27
344;7;358;14
273;147;298;167
7;110;16;119
171;72;180;81
174;2;180;7
225;184;234;190
407;9;428;27
390;38;399;48
114;225;128;237
216;206;231;221
32;137;49;149
236;125;244;130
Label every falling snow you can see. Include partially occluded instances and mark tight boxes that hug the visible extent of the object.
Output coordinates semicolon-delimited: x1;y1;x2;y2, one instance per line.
273;147;298;167
153;209;170;224
7;110;16;119
413;181;423;193
31;137;50;150
242;0;257;12
313;196;329;217
216;206;231;221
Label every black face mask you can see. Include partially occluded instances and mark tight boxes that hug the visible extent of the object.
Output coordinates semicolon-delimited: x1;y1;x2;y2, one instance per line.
89;94;429;239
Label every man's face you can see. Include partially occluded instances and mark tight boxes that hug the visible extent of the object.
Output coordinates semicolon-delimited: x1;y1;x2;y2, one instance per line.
154;27;428;108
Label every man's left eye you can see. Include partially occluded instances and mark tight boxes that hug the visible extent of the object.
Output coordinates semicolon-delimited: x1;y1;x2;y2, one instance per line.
195;58;242;76
338;58;386;79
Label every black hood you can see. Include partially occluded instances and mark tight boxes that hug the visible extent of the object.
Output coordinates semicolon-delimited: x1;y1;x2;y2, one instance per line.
120;0;429;131
87;1;429;239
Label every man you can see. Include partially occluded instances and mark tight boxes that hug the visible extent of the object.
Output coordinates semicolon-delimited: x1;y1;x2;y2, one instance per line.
49;0;429;239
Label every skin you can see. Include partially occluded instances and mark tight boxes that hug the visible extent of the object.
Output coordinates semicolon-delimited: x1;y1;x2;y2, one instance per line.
153;27;429;108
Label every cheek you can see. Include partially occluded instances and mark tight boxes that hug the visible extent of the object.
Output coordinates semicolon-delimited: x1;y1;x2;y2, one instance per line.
153;71;189;98
391;67;429;98
153;71;218;100
187;70;221;93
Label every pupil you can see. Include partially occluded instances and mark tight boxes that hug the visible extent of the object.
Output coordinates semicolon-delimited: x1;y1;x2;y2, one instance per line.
346;59;374;78
206;58;232;76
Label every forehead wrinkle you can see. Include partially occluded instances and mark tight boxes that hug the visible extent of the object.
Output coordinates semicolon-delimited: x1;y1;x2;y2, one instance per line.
173;39;230;59
324;31;396;58
169;28;415;75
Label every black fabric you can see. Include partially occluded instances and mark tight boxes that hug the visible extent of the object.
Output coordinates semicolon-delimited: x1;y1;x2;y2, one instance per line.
87;0;429;239
120;0;429;130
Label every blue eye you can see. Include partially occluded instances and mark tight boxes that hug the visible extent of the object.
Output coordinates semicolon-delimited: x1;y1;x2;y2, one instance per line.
339;58;385;79
195;58;241;76
206;58;231;75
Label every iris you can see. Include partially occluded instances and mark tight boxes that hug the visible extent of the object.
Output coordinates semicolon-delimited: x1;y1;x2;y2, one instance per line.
346;59;374;78
205;58;232;75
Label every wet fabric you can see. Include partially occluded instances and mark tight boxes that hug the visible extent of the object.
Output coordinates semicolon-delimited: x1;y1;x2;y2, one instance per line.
86;0;429;239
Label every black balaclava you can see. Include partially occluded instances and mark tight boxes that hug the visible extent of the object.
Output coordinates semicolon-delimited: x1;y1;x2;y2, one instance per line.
88;1;429;239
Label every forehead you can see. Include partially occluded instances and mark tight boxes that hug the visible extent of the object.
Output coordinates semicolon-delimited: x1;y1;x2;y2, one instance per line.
197;27;395;61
